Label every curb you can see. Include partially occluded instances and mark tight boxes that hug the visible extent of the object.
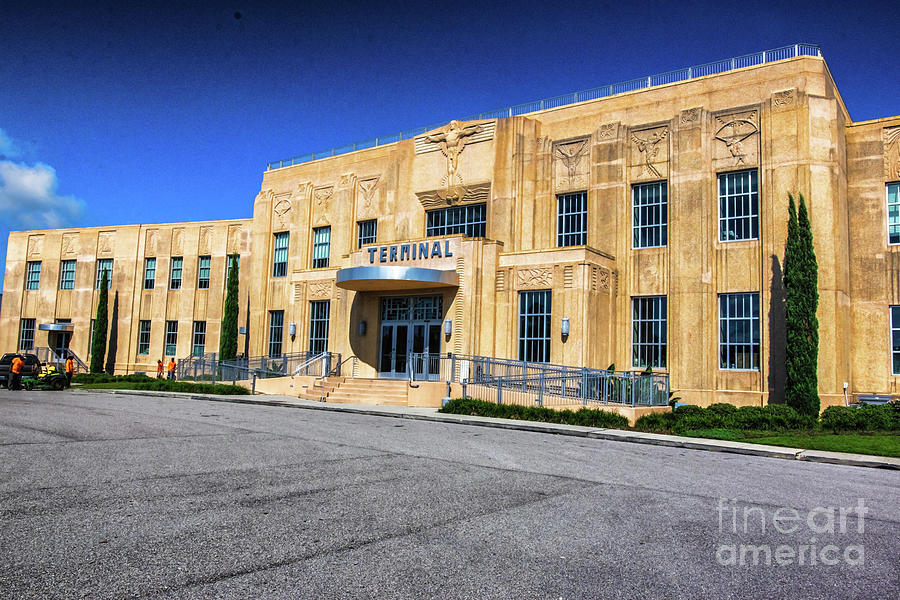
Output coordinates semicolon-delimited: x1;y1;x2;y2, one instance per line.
75;389;900;470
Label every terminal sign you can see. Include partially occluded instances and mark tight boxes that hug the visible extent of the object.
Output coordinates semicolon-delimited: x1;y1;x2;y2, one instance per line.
367;240;454;264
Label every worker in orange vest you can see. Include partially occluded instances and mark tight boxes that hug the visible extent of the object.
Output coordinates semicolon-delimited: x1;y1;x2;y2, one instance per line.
156;359;164;379
167;358;176;380
65;355;75;387
9;354;24;390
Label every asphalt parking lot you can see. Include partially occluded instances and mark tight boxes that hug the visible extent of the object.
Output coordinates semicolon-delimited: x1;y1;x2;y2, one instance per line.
0;389;897;599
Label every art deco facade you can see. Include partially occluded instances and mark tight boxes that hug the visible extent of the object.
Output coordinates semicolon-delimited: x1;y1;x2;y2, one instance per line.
3;49;900;408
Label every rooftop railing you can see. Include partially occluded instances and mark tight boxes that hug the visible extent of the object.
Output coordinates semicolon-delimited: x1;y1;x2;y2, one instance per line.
267;43;821;171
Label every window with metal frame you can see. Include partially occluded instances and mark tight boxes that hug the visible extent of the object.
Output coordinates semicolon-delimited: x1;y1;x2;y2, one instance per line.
169;257;183;289
19;318;35;351
718;170;759;241
268;310;284;357
426;203;486;238
357;219;377;249
632;296;667;368
309;300;330;354
892;306;900;375
633;181;668;248
887;182;900;244
143;257;156;290
719;292;760;370
59;260;76;290
95;259;113;289
25;261;41;290
164;321;178;356
192;321;206;357
197;256;211;289
272;232;288;277
138;320;151;355
518;290;551;363
312;227;330;269
557;192;587;247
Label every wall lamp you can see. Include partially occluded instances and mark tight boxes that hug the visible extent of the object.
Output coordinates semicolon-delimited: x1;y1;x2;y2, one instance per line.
561;317;570;339
289;322;297;341
444;319;453;338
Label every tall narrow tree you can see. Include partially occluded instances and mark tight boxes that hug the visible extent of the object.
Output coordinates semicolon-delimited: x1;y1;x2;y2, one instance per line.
219;254;239;361
90;270;109;373
783;193;819;417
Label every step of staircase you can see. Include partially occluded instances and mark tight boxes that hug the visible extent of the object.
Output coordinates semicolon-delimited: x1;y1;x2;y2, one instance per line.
315;378;409;406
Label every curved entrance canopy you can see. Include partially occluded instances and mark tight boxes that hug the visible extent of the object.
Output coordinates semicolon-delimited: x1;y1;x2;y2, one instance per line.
336;266;459;291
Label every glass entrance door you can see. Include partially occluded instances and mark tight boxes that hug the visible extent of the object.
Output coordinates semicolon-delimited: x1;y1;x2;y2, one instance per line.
378;296;443;379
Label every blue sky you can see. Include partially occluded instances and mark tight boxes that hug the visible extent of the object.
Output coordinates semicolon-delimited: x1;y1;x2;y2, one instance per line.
2;0;898;289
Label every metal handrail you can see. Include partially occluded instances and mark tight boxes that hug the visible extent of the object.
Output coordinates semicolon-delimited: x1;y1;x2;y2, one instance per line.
266;43;822;170
291;351;329;377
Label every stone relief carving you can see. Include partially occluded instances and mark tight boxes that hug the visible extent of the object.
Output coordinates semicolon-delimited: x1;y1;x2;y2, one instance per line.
227;224;242;254
357;176;380;217
679;107;701;126
516;267;552;288
145;229;158;256
495;270;506;292
416;182;491;209
308;280;332;299
599;267;611;292
27;235;43;256
314;187;333;209
714;110;759;167
171;228;184;255
98;231;115;255
199;227;212;254
61;233;78;256
553;139;589;191
630;127;669;178
563;265;574;288
416;120;495;200
273;195;292;228
598;122;618;140
884;127;900;180
339;173;355;188
772;89;796;109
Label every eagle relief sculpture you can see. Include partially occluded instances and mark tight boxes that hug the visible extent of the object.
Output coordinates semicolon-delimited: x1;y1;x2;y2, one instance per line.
425;120;483;198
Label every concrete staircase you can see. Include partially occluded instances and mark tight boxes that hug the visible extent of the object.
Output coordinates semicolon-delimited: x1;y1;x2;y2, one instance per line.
298;377;409;406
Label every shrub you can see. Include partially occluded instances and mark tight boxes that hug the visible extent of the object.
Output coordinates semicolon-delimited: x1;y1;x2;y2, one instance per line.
633;412;677;432
821;404;899;432
439;398;628;429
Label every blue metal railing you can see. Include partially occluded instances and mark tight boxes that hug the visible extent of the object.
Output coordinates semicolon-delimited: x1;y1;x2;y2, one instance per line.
266;43;822;171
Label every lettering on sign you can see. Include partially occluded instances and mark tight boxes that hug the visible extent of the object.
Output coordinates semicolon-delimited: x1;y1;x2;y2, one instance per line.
366;240;455;264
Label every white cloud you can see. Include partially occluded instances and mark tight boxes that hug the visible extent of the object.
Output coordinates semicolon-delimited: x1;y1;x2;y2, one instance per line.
0;128;20;159
0;160;85;229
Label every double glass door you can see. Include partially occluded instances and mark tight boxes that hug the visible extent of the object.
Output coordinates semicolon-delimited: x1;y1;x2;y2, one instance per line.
378;296;443;379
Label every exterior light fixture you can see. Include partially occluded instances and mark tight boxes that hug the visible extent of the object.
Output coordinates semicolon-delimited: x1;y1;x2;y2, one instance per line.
289;322;297;340
358;321;367;336
561;317;570;337
443;319;452;337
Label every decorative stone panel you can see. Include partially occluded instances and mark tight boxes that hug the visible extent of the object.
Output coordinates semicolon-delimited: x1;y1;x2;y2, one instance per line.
629;126;669;181
884;126;900;180
713;108;759;169
772;89;796;110
144;229;158;256
97;231;115;256
27;235;43;257
679;107;702;128
227;224;242;254
272;193;292;229
171;228;184;255
61;233;78;256
553;138;590;192
308;280;333;299
516;267;552;289
199;226;213;254
356;176;380;220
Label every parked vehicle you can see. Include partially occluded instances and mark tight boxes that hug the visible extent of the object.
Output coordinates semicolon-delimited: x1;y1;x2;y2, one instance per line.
0;353;41;388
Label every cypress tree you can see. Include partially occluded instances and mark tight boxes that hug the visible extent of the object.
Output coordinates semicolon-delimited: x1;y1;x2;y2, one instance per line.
219;254;239;361
90;270;109;373
783;193;819;417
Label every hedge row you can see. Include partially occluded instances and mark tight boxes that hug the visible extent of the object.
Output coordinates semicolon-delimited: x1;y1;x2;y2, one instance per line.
440;398;629;429
73;373;154;384
820;404;900;432
79;379;250;395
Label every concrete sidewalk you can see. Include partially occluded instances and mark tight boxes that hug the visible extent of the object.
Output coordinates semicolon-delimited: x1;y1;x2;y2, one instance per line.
74;388;900;470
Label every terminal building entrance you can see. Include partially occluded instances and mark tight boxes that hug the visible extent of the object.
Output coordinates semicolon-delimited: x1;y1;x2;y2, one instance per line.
378;295;443;379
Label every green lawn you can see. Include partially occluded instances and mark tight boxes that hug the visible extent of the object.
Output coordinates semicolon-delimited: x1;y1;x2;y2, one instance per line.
681;429;900;458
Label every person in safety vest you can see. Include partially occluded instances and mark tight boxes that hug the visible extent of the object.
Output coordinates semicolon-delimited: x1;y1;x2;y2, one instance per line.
167;358;176;380
9;355;25;391
65;355;75;387
156;359;164;379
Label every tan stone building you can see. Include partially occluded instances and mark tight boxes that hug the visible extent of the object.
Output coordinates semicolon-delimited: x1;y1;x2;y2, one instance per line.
3;46;900;408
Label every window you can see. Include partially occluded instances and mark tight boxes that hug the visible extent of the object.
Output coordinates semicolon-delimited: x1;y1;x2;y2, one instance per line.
268;310;284;357
164;321;178;356
557;192;586;247
633;181;668;248
718;170;759;241
892;306;900;375
25;261;41;290
19;318;35;351
143;258;156;290
719;293;760;370
170;257;183;289
272;232;288;277
312;227;330;269
192;321;206;357
426;203;486;238
95;259;113;289
888;182;900;244
138;320;151;355
226;254;240;281
59;260;76;290
518;290;551;363
197;256;211;289
632;297;667;368
357;219;377;249
309;300;330;354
